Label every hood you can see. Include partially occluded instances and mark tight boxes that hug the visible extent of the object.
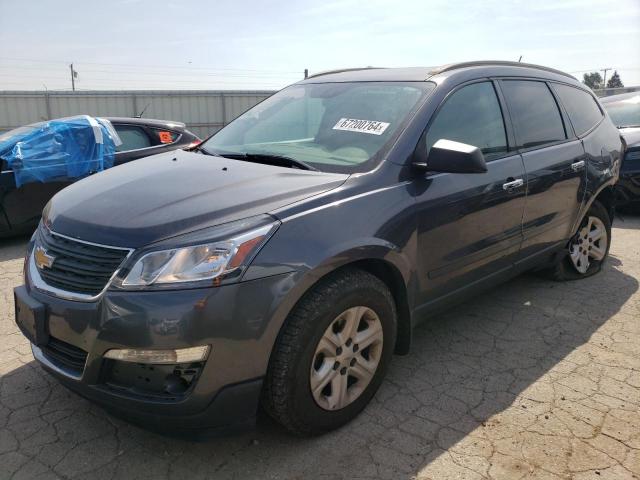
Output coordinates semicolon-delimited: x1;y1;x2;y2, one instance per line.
620;127;640;148
46;149;348;247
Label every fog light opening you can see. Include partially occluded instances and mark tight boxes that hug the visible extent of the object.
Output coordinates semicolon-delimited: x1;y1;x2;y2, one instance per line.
163;373;190;395
103;345;210;364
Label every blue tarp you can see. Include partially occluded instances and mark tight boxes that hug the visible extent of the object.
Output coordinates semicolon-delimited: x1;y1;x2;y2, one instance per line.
0;116;121;187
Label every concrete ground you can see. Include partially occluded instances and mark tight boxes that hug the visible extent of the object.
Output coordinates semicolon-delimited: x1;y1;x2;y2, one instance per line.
1;215;639;480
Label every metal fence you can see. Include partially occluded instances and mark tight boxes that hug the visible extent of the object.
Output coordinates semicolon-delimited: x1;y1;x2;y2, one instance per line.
593;85;640;97
0;90;275;139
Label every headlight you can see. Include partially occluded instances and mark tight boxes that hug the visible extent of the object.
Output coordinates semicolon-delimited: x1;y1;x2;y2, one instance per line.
118;216;278;289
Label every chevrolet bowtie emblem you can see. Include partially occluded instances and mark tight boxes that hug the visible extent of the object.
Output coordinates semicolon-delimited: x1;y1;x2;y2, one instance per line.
34;246;56;270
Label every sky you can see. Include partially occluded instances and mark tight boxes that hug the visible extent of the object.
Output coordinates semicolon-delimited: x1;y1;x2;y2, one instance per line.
0;0;639;91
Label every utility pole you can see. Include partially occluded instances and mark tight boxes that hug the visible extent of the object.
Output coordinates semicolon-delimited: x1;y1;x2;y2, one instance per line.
69;63;77;91
601;67;612;89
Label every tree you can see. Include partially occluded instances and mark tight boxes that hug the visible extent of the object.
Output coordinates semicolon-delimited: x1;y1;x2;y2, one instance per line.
583;72;603;89
606;71;624;88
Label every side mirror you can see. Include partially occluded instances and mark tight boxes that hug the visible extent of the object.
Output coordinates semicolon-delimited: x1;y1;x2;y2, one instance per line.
413;139;487;174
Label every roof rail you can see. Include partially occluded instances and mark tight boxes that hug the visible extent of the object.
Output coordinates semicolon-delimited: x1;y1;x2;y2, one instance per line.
430;61;576;80
306;67;384;79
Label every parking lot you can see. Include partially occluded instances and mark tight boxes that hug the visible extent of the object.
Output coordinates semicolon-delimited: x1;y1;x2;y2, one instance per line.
0;215;638;480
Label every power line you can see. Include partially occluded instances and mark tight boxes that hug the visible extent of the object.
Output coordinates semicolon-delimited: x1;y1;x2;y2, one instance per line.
0;73;294;84
0;56;300;74
1;65;302;80
568;66;640;73
0;72;290;84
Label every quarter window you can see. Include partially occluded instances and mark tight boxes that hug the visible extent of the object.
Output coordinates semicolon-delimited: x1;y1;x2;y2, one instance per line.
426;82;508;159
553;84;603;136
501;80;566;149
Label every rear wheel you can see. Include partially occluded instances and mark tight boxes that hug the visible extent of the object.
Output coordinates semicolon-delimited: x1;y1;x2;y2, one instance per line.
552;201;611;280
262;268;396;436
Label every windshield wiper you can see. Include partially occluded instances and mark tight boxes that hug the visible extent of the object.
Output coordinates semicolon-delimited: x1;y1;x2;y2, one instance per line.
195;146;223;157
219;152;318;171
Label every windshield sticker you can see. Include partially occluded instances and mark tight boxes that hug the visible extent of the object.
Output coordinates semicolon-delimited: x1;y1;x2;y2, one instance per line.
332;118;390;136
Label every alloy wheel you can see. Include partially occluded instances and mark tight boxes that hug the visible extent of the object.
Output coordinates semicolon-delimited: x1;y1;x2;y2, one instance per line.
310;306;384;411
569;215;608;274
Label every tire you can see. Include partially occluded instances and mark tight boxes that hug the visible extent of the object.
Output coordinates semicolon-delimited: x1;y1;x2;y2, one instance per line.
551;200;612;281
262;268;397;436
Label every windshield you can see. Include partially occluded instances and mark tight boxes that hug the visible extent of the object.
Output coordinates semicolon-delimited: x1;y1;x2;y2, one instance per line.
602;93;640;128
201;81;434;173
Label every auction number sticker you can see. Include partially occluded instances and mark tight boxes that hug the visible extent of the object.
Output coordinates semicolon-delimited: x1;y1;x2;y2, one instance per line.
332;118;390;135
158;131;174;144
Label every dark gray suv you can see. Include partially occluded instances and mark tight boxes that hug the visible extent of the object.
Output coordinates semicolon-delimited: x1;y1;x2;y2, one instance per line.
14;61;622;436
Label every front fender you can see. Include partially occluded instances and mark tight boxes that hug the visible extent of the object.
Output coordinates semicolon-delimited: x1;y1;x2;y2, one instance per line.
242;239;416;376
246;235;415;328
243;176;418;367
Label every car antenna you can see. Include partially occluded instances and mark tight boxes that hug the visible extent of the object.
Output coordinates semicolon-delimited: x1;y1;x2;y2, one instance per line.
135;102;152;118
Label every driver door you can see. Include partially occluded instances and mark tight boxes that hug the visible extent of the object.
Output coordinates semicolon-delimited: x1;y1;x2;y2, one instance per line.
413;80;527;307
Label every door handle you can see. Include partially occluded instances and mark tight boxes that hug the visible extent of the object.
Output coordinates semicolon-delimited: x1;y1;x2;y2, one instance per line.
502;178;524;191
571;160;586;172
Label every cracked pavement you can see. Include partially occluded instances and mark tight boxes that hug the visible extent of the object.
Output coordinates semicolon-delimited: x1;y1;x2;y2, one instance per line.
1;215;639;480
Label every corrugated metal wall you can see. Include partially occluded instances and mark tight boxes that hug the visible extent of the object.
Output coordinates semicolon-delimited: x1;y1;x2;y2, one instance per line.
0;90;275;139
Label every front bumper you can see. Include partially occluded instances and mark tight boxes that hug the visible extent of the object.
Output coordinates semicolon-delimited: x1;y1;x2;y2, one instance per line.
17;268;298;432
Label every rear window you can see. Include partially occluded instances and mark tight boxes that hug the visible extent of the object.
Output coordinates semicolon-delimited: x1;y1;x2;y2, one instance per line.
501;80;567;149
553;84;603;136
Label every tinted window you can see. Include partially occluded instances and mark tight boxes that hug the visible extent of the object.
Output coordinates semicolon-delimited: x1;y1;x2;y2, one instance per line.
114;125;152;152
426;82;508;158
553;84;603;136
501;80;566;148
602;93;640;128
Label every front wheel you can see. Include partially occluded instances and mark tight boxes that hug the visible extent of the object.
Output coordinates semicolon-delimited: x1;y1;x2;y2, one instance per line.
262;268;397;436
552;201;612;280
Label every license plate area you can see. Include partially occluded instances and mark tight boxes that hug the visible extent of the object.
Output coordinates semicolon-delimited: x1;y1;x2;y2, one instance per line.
14;286;48;346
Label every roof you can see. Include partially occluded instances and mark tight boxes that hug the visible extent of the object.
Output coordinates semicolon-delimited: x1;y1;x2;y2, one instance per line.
304;67;436;82
105;117;186;129
301;61;577;83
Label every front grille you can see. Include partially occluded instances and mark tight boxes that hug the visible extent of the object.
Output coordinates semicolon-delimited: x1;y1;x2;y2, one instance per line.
35;227;129;296
41;336;88;375
625;149;640;162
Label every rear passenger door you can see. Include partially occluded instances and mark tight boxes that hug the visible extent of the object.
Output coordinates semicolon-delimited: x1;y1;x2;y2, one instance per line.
112;124;183;166
499;80;587;260
112;124;154;165
414;81;526;305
